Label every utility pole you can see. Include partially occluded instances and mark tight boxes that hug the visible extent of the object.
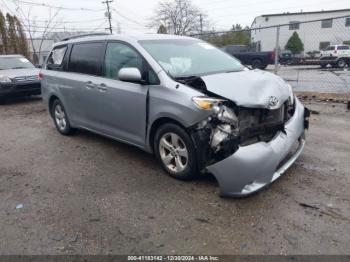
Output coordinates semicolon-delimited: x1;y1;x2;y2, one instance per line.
102;0;113;34
199;14;203;35
274;25;280;75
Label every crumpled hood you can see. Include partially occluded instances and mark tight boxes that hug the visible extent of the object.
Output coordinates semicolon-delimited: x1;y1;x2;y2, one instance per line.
0;68;40;79
201;69;292;109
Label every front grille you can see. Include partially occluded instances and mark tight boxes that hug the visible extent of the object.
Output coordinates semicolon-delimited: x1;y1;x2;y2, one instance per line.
239;101;294;145
13;75;39;83
16;83;41;90
320;56;337;61
239;106;285;132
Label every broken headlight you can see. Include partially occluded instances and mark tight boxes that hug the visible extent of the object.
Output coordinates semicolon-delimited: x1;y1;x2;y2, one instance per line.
211;105;239;153
192;96;225;110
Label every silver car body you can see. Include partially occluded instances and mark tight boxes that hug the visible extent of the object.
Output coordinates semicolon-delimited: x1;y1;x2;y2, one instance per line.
41;34;309;197
0;55;41;99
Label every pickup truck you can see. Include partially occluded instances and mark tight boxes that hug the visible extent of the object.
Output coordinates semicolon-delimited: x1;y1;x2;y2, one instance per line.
222;45;275;70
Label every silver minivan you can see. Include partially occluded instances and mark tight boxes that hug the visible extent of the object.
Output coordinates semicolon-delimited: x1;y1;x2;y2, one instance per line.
41;33;309;197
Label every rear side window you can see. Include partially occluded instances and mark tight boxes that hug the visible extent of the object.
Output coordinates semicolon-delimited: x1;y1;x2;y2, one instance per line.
68;42;105;76
47;45;67;69
338;46;349;50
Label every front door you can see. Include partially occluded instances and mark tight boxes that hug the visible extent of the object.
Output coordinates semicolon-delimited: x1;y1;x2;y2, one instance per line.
89;42;152;147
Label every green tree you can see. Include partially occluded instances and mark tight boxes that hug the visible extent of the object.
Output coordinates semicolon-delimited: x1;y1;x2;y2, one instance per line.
6;13;19;54
285;31;304;54
14;16;29;57
0;10;9;54
157;24;167;34
206;24;251;47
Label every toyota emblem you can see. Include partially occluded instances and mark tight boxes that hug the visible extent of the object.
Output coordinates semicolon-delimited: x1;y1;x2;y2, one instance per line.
268;96;279;108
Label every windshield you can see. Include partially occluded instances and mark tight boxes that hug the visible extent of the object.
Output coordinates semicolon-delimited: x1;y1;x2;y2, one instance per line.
139;39;244;78
0;56;35;70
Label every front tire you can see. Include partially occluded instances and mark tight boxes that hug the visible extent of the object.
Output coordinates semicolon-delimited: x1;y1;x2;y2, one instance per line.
51;99;75;135
154;123;198;180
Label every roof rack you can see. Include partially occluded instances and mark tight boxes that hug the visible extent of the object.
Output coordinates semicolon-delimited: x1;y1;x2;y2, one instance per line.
61;32;111;41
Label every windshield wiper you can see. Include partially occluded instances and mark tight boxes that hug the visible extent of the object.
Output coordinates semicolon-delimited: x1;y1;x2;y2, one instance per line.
174;75;201;84
11;67;27;69
225;69;244;73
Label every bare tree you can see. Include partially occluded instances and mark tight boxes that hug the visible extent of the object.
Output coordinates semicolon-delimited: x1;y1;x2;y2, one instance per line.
14;6;61;64
151;0;208;35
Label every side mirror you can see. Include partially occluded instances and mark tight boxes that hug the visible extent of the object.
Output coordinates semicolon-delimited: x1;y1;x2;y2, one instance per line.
118;67;143;84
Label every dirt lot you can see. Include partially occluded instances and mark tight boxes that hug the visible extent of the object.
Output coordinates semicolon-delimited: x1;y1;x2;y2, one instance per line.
0;97;349;255
267;65;350;94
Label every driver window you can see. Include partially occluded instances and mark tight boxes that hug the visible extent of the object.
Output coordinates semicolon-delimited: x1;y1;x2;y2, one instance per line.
104;42;144;80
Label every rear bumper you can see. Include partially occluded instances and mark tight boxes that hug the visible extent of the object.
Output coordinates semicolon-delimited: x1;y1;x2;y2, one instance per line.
207;98;308;197
0;81;41;97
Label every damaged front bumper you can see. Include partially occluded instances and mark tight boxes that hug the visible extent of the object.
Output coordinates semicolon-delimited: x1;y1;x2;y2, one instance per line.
207;98;309;197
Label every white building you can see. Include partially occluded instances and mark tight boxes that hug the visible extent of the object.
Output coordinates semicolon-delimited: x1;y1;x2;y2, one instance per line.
27;38;55;65
251;9;350;53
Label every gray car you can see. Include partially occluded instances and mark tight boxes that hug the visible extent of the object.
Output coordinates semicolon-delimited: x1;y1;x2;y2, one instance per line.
0;55;41;103
41;33;310;197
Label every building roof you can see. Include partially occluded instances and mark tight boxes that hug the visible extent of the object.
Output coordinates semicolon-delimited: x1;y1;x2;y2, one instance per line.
27;38;55;53
261;8;350;17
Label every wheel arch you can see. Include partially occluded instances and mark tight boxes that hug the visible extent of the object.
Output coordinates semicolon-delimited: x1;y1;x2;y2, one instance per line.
148;117;189;153
48;94;60;118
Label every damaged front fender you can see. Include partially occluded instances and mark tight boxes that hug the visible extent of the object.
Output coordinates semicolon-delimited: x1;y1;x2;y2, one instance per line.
206;98;307;197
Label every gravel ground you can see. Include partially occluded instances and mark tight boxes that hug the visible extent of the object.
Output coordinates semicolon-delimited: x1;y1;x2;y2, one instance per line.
0;97;349;255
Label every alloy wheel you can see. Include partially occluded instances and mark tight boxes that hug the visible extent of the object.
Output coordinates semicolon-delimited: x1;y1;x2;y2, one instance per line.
159;132;189;173
54;104;67;131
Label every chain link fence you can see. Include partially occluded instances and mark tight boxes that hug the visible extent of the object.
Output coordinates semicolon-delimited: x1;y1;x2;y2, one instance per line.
193;15;350;96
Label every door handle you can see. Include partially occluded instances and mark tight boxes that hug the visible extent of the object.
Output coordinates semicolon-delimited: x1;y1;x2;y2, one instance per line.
98;83;108;92
85;81;96;89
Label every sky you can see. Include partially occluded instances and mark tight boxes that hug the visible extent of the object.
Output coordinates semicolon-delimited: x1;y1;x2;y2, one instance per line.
0;0;349;35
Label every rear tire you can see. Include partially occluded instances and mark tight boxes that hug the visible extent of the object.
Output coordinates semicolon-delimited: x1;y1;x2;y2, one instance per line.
251;59;265;69
51;99;75;136
336;59;346;68
154;123;198;181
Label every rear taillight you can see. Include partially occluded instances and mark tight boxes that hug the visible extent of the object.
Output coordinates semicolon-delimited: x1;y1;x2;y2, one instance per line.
38;72;43;80
271;51;276;61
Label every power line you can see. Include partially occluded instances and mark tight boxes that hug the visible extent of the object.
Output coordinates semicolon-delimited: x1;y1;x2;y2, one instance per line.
111;8;146;27
5;0;105;12
21;23;110;31
29;18;106;24
102;0;113;33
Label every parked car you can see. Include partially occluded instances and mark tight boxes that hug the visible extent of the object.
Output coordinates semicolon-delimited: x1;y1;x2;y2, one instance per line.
0;55;41;103
279;50;293;65
41;33;309;197
320;45;350;68
222;45;275;69
280;50;322;66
